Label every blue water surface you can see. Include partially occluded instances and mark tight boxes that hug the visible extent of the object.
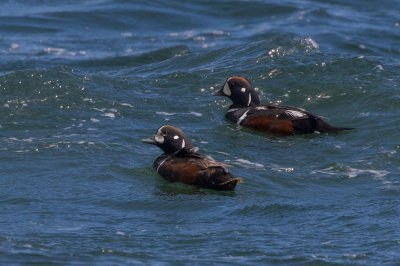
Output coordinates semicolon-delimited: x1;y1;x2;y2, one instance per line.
1;0;400;264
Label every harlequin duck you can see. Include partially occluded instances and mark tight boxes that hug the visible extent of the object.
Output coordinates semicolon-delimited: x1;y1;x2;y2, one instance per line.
142;125;241;191
213;76;353;136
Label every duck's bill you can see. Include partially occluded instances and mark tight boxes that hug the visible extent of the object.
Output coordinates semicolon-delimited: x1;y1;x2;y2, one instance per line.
142;137;157;144
211;89;224;96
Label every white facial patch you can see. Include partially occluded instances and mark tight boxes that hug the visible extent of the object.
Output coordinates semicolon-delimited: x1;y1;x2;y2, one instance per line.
173;135;179;140
181;139;186;149
154;134;164;143
285;110;307;119
156;127;164;136
247;93;252;106
223;82;231;96
241;87;246;92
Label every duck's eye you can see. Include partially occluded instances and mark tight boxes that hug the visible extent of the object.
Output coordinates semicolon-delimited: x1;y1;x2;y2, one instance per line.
241;87;246;93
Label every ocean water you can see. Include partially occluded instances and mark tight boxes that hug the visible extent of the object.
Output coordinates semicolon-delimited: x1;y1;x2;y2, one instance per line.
1;0;400;264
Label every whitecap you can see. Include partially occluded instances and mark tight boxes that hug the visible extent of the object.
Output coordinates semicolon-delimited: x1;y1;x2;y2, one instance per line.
189;111;202;117
270;164;294;172
212;30;226;36
268;68;279;78
346;167;389;179
121;32;133;37
102;113;115;118
156;111;175;116
303;37;319;51
44;47;65;55
120;103;134;108
56;227;82;231
10;43;19;49
194;36;206;42
236;159;264;169
90;118;100;123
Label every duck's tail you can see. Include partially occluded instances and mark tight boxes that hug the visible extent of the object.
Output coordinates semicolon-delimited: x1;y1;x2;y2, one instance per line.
316;118;354;133
216;176;243;191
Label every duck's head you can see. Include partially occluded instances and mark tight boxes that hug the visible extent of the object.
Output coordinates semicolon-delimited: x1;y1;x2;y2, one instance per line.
213;76;260;107
142;125;192;154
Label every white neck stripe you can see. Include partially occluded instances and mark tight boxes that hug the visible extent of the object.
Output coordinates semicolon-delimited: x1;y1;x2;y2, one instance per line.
156;157;169;173
181;139;186;149
247;93;252;106
237;110;249;125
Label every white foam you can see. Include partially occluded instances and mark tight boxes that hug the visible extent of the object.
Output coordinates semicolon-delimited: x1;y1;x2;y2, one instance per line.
90;118;100;123
346;167;388;179
44;47;65;55
236;159;264;169
83;98;95;103
10;43;19;49
102;113;115;118
212;30;225;36
189;111;202;117
270;164;295;172
194;36;205;42
56;227;82;231
120;103;134;108
116;231;125;236
268;68;279;77
303;37;319;50
156;112;175;116
121;32;133;37
15;150;30;153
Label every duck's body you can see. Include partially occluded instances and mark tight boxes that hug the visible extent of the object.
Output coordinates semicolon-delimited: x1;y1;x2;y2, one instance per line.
226;102;347;136
214;76;353;136
143;125;241;191
154;148;239;190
